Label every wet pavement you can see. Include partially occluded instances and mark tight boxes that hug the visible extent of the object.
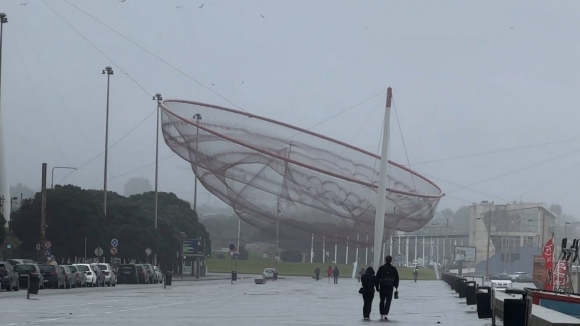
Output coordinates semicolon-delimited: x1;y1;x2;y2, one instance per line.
0;277;496;325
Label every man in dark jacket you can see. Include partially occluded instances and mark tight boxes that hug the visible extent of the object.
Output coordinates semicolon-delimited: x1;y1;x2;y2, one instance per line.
333;266;339;284
375;255;399;320
360;267;377;320
314;267;320;281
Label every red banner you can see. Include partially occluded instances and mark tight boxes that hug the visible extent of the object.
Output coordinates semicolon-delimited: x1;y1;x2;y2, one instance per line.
543;238;554;291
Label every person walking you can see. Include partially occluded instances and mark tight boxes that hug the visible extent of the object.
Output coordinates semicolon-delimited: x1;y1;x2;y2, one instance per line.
413;266;419;282
327;266;333;283
358;267;365;283
333;266;339;284
375;255;400;320
314;267;320;281
360;267;377;320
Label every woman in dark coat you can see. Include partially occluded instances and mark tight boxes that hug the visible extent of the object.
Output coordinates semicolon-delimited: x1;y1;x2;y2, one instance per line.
360;267;377;320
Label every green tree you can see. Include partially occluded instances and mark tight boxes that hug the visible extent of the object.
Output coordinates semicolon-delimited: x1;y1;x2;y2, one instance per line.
0;213;6;245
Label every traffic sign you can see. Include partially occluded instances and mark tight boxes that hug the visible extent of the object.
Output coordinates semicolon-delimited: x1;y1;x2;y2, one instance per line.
44;248;51;256
94;247;104;257
6;244;11;249
145;248;152;256
111;238;119;247
110;247;118;255
44;241;52;249
36;243;41;251
229;243;235;251
233;253;239;260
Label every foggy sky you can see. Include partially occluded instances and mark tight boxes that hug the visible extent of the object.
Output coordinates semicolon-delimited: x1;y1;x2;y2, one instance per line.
2;1;580;216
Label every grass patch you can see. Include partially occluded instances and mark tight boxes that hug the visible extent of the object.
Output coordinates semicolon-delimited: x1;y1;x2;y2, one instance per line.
207;258;436;280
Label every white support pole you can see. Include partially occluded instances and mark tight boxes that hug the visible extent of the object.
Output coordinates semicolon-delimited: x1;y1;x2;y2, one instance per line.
365;235;369;265
373;88;392;270
334;234;338;263
405;236;409;266
436;238;440;263
237;217;241;252
322;234;326;264
422;237;426;263
355;234;359;263
398;235;401;255
414;236;418;262
345;235;349;264
310;233;314;264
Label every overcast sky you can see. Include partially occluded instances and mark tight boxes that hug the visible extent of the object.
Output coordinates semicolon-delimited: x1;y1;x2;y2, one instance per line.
2;0;580;216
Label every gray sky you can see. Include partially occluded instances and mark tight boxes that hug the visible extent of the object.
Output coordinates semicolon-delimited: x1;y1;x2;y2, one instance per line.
2;0;580;216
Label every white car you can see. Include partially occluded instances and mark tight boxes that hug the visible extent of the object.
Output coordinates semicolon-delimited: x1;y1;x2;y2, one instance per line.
491;279;513;290
153;266;163;283
263;268;276;279
73;264;98;287
97;263;117;286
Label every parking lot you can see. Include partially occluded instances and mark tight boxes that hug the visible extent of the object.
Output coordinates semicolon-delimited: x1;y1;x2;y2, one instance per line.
1;276;499;326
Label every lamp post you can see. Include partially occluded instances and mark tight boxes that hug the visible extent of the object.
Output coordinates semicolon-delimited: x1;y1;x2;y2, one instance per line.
153;93;162;266
51;166;77;188
9;196;16;212
102;66;113;219
564;221;571;239
0;13;10;222
192;113;202;211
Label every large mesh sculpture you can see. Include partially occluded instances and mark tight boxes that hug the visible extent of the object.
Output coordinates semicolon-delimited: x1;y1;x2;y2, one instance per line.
160;99;443;244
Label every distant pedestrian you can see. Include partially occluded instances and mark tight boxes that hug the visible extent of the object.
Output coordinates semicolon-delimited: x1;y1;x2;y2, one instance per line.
314;267;320;281
327;266;333;283
333;266;339;284
359;267;377;320
413;267;419;282
375;255;400;320
358;267;365;283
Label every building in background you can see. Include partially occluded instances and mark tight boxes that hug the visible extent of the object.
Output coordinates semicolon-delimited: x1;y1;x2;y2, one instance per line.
469;201;557;275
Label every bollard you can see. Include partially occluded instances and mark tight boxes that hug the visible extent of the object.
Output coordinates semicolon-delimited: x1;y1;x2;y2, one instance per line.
165;271;172;287
476;286;492;319
231;271;237;282
458;278;467;297
465;281;477;305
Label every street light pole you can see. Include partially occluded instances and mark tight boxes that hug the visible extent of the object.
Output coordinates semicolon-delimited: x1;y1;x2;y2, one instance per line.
102;66;113;219
0;13;10;222
153;93;162;267
51;166;77;188
485;205;492;280
192;113;202;211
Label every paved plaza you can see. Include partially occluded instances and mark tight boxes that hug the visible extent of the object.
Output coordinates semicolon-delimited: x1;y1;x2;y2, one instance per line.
0;276;496;325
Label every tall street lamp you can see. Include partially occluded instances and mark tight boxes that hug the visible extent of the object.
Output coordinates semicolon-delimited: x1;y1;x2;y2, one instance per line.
192;113;201;211
102;66;113;219
153;93;162;266
51;166;77;188
0;13;10;221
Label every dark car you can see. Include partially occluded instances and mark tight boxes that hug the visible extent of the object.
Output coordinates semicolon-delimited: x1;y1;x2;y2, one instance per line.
39;264;66;289
491;273;511;281
59;265;75;288
67;265;86;287
7;259;37;268
117;264;139;284
515;274;533;283
0;261;20;291
136;264;151;284
15;263;45;289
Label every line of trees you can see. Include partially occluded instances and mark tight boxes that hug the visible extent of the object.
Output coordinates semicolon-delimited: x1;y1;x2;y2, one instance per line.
9;185;210;270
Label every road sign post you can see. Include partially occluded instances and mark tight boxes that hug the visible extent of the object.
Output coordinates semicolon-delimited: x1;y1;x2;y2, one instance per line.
111;239;118;247
110;247;118;255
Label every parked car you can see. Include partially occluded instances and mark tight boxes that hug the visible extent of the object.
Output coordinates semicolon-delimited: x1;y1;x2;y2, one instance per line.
38;264;65;289
117;264;139;284
59;265;75;288
67;265;86;287
97;263;117;286
515;274;533;283
73;264;98;287
7;259;37;268
143;264;158;283
491;273;511;281
15;263;45;289
153;266;163;283
136;264;151;284
89;263;106;286
0;260;20;291
263;268;276;279
509;272;527;281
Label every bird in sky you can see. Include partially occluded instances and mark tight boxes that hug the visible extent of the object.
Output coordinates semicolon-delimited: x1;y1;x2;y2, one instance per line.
261;14;265;18
199;4;204;8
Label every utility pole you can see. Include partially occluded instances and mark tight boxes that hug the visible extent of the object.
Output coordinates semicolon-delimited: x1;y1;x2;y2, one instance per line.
0;13;10;222
153;93;162;266
192;113;202;211
102;66;113;219
485;203;494;280
275;200;280;269
40;163;47;263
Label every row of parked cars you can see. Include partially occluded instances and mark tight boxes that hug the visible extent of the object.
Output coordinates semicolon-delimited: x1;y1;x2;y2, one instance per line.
1;259;164;292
